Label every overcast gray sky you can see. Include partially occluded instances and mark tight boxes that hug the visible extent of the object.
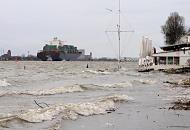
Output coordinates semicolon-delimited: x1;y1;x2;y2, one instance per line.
0;0;189;58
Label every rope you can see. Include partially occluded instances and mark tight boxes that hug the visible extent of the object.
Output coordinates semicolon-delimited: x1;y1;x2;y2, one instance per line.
105;32;118;58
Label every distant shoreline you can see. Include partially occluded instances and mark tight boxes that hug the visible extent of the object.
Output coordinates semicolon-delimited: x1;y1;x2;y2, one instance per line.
0;58;138;62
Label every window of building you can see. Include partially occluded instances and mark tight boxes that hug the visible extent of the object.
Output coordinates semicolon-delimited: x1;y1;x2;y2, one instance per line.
159;57;166;65
174;57;179;65
168;57;173;64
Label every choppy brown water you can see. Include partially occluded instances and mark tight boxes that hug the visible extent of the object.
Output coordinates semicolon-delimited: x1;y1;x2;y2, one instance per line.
0;61;189;130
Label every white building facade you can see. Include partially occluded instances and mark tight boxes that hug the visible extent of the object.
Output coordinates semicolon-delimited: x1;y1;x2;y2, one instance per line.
153;49;190;66
153;35;190;66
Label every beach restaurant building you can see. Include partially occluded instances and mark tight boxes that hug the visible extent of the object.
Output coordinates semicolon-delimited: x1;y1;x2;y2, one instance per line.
153;34;190;66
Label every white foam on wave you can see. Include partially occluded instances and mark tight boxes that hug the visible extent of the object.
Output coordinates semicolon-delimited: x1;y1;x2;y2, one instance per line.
99;94;134;102
33;85;84;95
0;79;11;87
0;94;132;123
163;95;190;103
83;69;110;75
103;81;132;88
125;72;141;77
133;79;157;85
0;84;104;97
18;84;86;96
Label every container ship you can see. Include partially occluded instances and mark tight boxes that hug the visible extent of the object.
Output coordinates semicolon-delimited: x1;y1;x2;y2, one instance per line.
37;37;92;61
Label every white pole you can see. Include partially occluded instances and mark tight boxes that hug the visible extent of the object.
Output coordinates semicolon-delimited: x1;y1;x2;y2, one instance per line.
118;0;121;68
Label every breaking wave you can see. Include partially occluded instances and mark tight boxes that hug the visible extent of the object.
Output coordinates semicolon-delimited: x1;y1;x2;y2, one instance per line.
102;82;132;88
0;84;100;97
21;84;85;96
0;94;132;123
83;69;110;75
0;79;11;87
164;95;190;101
133;79;157;85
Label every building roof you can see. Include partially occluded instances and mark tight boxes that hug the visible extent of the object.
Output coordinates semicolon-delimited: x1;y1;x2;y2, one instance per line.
160;43;190;51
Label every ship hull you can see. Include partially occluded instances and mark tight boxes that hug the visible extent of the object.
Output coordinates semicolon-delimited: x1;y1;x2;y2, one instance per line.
37;51;89;61
37;51;61;61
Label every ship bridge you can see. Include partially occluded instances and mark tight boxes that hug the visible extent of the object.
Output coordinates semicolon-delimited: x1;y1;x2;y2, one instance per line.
49;37;64;47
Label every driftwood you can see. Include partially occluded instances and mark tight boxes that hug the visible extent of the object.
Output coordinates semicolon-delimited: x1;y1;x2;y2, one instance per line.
169;100;190;110
34;100;49;108
162;67;190;74
164;78;190;88
163;81;178;85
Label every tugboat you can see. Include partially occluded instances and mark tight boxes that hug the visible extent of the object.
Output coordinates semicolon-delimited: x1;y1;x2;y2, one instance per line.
37;37;92;61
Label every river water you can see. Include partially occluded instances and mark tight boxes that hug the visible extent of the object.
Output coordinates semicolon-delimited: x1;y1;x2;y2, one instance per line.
0;61;189;130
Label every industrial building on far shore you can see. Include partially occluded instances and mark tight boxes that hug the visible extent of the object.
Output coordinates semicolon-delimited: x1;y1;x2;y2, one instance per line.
0;50;39;61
